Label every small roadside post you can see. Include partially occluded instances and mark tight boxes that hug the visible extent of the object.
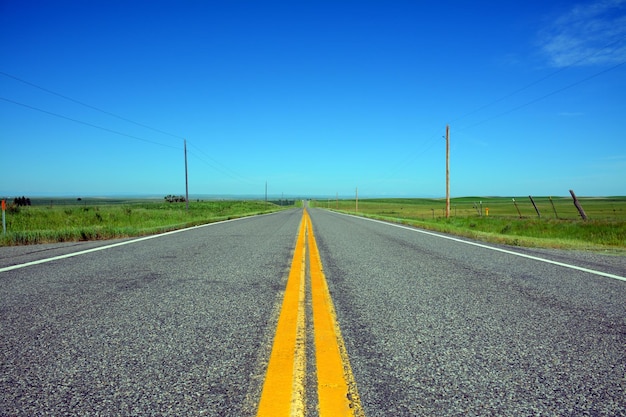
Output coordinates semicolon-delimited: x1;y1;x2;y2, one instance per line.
2;199;6;235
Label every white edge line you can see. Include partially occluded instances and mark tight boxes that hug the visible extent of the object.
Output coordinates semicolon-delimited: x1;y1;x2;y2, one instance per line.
0;215;253;273
331;211;626;282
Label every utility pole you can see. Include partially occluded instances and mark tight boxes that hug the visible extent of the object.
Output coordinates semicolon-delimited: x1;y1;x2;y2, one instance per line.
445;125;450;218
355;187;358;212
184;139;189;212
265;181;267;204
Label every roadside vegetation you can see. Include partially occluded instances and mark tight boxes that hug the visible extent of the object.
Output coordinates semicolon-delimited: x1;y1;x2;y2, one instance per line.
312;196;626;253
1;198;289;246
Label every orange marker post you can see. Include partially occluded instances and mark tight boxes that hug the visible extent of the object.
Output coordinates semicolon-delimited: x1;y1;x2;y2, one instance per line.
1;199;6;235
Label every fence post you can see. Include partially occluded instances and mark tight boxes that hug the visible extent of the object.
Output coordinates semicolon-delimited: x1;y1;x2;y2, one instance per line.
549;196;559;219
569;189;588;220
529;196;541;218
512;198;522;218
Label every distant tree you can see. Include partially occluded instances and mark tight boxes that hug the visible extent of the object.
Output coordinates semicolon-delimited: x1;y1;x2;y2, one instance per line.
164;194;186;203
13;196;31;206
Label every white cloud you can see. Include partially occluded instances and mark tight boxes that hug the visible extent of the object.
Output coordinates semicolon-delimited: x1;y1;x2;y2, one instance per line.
540;0;626;67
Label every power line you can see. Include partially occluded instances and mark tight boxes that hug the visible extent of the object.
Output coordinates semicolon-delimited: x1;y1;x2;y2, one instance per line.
381;47;626;189
0;70;184;141
448;35;626;125
457;59;626;132
1;93;256;186
186;141;257;185
0;96;181;150
375;132;440;183
0;71;257;186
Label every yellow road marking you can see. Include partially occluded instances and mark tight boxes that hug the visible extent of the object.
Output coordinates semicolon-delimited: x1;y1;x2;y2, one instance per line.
305;210;364;417
256;209;363;416
256;215;307;416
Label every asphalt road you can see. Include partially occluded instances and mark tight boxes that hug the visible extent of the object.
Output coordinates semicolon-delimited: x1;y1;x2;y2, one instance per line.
307;208;626;416
1;210;302;416
1;207;625;416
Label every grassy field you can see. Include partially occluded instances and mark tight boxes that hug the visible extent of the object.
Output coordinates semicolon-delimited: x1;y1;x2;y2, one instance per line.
312;196;626;252
1;199;288;246
3;196;625;251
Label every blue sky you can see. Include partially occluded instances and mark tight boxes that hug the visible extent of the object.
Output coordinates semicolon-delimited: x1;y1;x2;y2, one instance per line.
1;0;625;198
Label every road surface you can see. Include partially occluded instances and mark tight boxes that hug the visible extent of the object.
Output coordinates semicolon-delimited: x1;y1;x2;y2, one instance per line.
1;207;625;416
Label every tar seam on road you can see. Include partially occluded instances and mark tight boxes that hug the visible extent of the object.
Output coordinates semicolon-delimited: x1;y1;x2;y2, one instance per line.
333;211;626;282
256;210;363;417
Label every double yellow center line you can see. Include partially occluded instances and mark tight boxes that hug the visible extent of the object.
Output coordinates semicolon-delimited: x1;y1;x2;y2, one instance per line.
256;209;364;417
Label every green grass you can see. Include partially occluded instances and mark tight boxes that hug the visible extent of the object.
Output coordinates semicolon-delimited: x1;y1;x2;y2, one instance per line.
312;197;626;252
5;196;624;251
1;199;288;246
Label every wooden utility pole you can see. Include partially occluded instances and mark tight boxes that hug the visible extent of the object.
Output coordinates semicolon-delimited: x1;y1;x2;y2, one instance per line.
445;125;450;218
355;187;358;212
184;139;189;212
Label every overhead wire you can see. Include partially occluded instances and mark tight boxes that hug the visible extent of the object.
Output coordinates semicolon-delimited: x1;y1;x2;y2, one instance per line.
1;72;257;187
456;59;626;132
0;96;181;150
4;32;624;195
448;35;626;126
388;35;626;184
186;141;257;185
2;95;257;187
372;128;442;185
0;70;185;141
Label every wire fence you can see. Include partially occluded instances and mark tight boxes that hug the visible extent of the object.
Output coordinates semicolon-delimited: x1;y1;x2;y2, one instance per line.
323;196;626;221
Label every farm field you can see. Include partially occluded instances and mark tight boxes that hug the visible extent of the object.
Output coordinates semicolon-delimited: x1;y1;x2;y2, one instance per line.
1;198;289;246
312;196;626;252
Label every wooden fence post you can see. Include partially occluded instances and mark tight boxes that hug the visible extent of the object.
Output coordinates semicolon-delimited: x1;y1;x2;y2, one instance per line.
512;198;522;218
549;196;559;219
569;189;588;220
529;196;541;218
